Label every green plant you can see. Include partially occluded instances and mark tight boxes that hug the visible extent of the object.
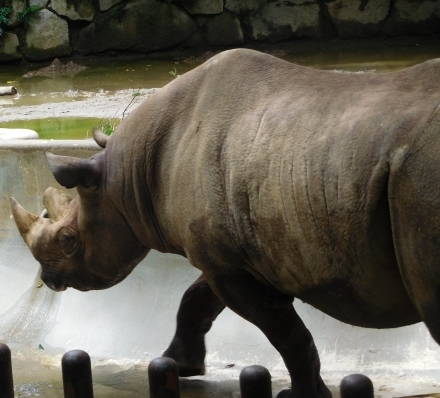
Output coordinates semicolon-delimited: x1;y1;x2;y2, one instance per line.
97;88;143;137
169;66;178;78
0;7;12;37
17;5;42;24
100;119;119;136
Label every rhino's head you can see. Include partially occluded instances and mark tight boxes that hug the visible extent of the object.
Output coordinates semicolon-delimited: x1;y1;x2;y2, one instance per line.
10;130;149;292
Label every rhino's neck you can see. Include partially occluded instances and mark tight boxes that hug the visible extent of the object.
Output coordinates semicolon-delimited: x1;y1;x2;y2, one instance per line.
104;117;184;256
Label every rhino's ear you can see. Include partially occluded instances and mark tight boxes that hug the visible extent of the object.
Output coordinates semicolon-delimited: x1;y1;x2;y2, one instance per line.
10;197;39;237
45;152;100;189
93;127;110;149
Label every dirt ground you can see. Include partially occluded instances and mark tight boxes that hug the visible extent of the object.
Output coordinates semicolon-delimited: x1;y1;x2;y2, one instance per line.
0;89;157;123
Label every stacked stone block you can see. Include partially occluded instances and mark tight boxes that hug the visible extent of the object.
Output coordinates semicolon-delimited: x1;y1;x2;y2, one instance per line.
0;0;439;63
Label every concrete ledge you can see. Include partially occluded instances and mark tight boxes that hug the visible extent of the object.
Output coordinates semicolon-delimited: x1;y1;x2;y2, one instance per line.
1;140;440;395
0;129;39;140
0;139;99;149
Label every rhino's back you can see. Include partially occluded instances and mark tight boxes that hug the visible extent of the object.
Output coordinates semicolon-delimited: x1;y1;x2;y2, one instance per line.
116;50;440;327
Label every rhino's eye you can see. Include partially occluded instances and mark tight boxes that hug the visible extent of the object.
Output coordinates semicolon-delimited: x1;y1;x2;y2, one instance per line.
59;231;78;255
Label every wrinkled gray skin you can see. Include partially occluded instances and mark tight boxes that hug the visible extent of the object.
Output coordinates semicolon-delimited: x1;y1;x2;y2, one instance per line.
11;49;440;398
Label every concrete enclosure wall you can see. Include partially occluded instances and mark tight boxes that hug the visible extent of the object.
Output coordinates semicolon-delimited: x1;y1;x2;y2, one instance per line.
1;140;440;385
0;0;440;62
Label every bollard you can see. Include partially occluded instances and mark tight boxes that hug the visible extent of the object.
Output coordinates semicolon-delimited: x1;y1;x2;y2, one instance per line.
340;374;374;398
240;365;272;398
148;357;180;398
0;343;13;398
62;350;94;398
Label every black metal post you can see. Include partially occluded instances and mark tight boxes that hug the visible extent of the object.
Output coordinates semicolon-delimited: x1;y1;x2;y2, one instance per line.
0;343;13;398
240;365;272;398
340;374;374;398
148;357;180;398
62;350;94;398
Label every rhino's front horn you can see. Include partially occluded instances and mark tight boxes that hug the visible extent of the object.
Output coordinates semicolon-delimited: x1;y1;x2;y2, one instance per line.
10;197;40;238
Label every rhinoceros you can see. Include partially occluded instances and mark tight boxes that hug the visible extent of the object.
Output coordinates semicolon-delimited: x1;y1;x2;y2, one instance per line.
10;48;440;398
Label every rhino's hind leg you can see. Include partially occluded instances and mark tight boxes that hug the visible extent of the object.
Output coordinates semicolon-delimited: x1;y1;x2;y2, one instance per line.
207;272;331;398
163;273;225;376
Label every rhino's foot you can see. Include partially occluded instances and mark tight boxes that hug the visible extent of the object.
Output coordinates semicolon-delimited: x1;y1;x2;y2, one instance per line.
162;341;206;377
276;381;332;398
176;363;206;377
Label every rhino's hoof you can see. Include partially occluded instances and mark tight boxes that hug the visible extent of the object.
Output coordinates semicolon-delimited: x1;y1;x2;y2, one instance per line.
178;363;206;377
276;390;291;398
276;388;332;398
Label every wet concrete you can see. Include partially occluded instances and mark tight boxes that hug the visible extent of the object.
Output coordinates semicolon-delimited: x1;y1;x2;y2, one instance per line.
10;351;340;398
9;350;440;398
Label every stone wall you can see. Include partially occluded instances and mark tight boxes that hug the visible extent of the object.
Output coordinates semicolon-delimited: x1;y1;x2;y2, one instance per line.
0;0;439;63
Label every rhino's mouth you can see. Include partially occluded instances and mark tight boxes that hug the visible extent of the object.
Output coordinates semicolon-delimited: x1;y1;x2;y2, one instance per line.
42;272;93;292
41;269;72;292
43;278;69;292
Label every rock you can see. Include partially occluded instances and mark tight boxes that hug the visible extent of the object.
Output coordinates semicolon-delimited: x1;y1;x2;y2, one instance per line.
194;15;209;27
99;0;124;12
7;0;26;27
0;128;39;140
327;0;390;38
180;30;205;48
203;12;244;46
225;0;265;15
22;9;71;61
0;33;21;63
29;0;49;6
23;58;88;78
179;0;223;15
382;0;440;36
244;2;321;41
73;0;198;55
50;0;95;21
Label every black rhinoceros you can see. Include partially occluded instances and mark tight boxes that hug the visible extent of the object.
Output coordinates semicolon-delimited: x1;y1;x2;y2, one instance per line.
10;49;440;398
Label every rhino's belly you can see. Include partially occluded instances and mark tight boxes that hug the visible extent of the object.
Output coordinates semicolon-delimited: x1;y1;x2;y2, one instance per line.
297;275;420;328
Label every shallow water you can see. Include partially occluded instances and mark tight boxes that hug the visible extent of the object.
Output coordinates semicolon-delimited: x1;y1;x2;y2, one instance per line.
0;117;111;140
282;39;440;72
0;39;439;107
0;58;191;108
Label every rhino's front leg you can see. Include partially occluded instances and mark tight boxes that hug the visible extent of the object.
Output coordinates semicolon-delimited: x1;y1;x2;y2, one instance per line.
163;273;226;376
206;271;331;398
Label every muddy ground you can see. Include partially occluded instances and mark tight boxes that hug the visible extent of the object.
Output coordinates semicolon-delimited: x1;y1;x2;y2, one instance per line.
0;89;157;123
